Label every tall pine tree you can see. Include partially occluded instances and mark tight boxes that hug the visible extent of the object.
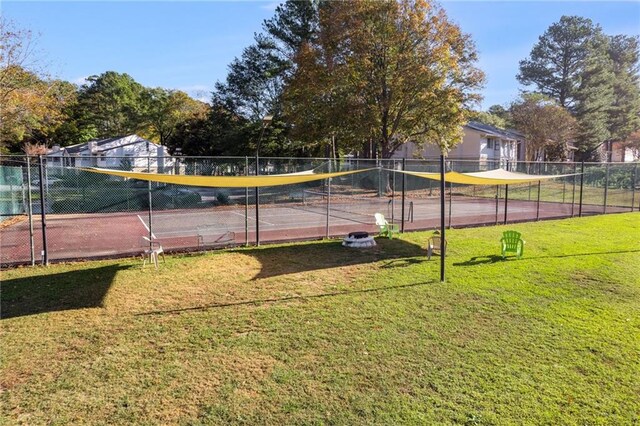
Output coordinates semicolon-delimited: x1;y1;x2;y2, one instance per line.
574;36;615;160
607;35;640;146
518;16;601;110
212;0;320;155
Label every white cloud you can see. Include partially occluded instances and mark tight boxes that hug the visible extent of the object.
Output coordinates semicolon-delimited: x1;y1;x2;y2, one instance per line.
177;84;211;92
195;96;212;105
72;76;89;86
176;85;212;104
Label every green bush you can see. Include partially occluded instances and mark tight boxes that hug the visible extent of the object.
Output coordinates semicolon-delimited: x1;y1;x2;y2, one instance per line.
216;191;230;205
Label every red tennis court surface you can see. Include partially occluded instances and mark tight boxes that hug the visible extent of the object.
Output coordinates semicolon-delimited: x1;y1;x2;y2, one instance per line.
1;196;627;266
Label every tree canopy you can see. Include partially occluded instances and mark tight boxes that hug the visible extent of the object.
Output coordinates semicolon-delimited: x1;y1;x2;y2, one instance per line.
284;0;484;158
518;16;601;110
518;16;640;160
4;7;638;161
510;93;577;161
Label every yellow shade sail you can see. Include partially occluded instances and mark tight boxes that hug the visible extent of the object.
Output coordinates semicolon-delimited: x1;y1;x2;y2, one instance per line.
398;169;577;185
80;167;374;188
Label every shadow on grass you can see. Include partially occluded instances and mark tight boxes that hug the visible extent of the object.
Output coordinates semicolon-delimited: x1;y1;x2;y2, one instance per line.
136;279;436;317
453;249;640;267
453;255;507;266
531;249;640;259
240;237;426;280
1;264;131;319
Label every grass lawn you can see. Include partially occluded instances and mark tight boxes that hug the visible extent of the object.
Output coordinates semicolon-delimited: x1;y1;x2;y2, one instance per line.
2;213;639;425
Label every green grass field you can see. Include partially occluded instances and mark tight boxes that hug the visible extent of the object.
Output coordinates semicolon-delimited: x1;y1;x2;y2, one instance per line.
2;213;639;425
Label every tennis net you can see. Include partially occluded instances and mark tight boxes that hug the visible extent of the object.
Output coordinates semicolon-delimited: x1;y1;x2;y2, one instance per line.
299;189;396;222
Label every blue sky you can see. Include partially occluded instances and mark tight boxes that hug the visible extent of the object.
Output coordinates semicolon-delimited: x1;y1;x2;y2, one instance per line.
4;1;639;109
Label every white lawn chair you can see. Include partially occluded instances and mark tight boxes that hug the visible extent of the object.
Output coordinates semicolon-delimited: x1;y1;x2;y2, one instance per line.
142;236;165;269
427;232;447;260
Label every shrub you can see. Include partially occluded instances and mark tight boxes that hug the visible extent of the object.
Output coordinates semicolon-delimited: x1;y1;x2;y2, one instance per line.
216;191;230;205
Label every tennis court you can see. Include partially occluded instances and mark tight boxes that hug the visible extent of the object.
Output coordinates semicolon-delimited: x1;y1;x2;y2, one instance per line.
2;156;637;266
1;193;627;266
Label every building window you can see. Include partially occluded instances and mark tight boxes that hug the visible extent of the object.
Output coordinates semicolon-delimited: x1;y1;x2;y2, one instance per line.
487;138;494;149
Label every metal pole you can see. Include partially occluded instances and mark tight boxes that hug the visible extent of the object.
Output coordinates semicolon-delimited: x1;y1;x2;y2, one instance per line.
439;154;446;283
255;157;260;246
536;180;541;221
38;155;48;265
504;184;509;225
325;178;330;238
26;156;35;266
527;163;532;200
448;181;452;229
603;162;609;214
391;165;395;224
495;186;499;225
377;162;382;197
147;155;153;249
579;160;585;217
245;157;249;246
571;162;577;217
401;158;406;232
631;163;637;212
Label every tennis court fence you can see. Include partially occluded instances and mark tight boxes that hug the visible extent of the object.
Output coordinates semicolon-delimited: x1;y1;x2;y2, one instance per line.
1;155;638;267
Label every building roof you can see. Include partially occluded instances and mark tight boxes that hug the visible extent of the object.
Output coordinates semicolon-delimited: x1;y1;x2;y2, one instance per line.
52;135;155;155
465;121;522;141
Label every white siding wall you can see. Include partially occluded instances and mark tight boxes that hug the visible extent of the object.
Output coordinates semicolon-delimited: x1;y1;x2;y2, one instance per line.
47;136;175;173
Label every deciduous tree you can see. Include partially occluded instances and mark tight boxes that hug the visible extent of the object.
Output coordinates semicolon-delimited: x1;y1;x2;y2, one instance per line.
0;19;74;152
75;71;146;138
284;0;484;158
139;88;209;145
510;93;577;161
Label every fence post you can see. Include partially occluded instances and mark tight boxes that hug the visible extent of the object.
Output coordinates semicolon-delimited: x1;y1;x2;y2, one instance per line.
325;177;331;238
603;162;609;214
377;161;382;197
571;162;577;217
536;179;541;221
504;184;509;225
401;158;406;232
26;156;35;265
38;155;48;265
632;163;637;212
245;156;249;246
448;181;453;229
255;157;260;246
579;160;585;217
503;161;509;224
391;162;395;224
147;155;153;249
527;162;532;201
495;186;499;225
439;154;446;283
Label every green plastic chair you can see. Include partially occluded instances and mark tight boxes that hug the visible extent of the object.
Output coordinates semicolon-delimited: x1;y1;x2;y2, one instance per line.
375;213;399;239
500;230;525;258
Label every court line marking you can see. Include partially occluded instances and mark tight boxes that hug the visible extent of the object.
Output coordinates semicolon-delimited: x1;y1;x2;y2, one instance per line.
137;214;156;239
229;210;275;225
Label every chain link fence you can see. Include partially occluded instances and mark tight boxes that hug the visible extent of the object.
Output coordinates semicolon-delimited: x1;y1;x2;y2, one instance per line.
1;155;637;267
